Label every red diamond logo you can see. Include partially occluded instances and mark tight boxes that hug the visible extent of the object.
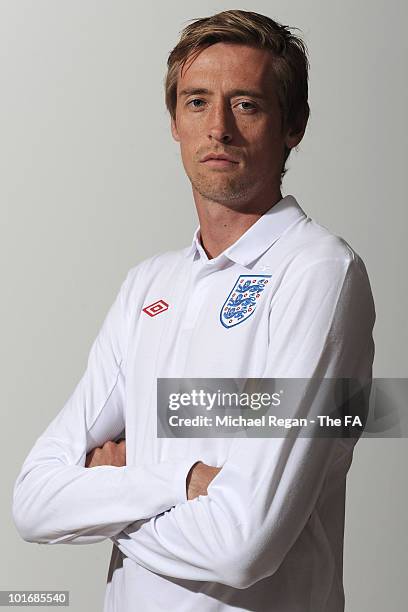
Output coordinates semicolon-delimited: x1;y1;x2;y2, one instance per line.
142;299;169;317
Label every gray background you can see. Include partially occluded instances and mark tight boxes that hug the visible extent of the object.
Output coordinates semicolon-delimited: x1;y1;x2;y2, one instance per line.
1;1;407;610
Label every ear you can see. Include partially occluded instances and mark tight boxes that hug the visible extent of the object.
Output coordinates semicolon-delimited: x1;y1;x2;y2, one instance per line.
171;116;180;142
284;108;309;150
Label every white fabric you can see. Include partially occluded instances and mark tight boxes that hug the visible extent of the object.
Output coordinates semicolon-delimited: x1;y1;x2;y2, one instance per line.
12;194;375;611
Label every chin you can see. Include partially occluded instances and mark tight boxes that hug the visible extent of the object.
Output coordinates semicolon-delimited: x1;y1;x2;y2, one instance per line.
191;175;252;204
197;188;251;206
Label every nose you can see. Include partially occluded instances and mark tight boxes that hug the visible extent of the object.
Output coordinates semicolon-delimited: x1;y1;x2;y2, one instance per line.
208;101;233;144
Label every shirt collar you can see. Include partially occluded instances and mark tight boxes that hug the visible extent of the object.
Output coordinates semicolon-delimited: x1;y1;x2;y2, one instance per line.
184;194;307;266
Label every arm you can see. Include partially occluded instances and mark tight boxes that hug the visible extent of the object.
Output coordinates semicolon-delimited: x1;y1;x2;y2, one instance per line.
12;267;197;545
110;253;375;587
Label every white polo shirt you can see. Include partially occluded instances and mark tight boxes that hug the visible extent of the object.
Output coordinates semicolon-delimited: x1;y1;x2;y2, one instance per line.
12;194;375;612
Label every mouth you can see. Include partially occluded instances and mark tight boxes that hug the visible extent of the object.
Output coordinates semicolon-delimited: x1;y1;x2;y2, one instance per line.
200;153;240;169
201;158;239;168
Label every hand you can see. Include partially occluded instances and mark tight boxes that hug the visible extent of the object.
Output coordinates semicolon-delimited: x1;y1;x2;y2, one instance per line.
85;440;126;468
186;461;222;500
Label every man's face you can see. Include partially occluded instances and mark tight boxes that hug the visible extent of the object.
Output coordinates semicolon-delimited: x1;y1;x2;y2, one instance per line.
171;42;305;207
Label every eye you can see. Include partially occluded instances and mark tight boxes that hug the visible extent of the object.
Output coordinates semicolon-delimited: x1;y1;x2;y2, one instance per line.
186;98;206;109
237;101;256;111
185;98;257;112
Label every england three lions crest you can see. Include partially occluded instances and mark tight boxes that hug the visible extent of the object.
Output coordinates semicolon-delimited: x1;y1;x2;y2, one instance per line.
220;274;272;328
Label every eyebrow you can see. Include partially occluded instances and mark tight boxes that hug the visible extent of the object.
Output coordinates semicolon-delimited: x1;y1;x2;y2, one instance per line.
178;87;267;100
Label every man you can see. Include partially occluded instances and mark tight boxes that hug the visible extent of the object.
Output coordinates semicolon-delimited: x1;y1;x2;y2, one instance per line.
12;10;375;612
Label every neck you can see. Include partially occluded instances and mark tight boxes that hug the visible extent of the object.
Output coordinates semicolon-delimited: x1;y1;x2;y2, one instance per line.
193;187;283;259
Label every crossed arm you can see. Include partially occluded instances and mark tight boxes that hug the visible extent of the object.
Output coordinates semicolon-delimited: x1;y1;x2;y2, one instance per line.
12;268;208;545
12;267;220;546
84;440;221;501
12;255;375;587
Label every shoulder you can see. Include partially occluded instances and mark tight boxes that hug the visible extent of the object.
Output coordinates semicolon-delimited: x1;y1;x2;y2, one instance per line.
276;215;370;283
120;247;188;294
265;216;375;326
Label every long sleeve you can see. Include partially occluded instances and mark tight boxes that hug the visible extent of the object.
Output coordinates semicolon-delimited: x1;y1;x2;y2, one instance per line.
110;252;375;588
12;266;196;545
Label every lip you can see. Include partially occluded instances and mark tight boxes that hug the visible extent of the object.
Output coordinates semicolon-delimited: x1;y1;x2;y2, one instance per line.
202;158;238;168
200;153;239;163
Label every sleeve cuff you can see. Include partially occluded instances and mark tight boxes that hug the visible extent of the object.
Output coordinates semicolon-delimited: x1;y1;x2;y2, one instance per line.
172;459;202;503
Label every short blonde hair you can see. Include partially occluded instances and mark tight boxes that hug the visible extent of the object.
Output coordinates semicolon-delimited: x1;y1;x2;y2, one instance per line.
164;10;310;181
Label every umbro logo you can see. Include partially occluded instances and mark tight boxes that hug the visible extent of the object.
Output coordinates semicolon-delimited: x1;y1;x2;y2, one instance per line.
142;299;169;317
